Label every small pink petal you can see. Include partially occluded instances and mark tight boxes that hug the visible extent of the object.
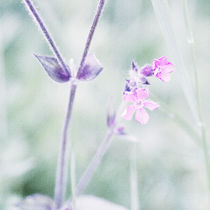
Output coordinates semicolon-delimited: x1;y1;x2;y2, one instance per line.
154;56;170;66
123;92;136;102
144;99;159;110
158;56;168;63
160;64;174;74
136;88;149;100
135;108;149;124
121;105;136;120
155;72;171;82
153;56;174;82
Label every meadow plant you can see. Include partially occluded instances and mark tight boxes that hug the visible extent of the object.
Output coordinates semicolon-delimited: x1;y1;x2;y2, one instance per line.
18;0;177;210
22;0;106;209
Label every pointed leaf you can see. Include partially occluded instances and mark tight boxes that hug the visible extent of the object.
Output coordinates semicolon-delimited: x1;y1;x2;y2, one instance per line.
17;194;55;210
77;54;103;81
35;54;71;83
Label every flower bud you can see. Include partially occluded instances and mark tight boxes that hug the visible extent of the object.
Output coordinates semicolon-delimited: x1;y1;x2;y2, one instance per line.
140;65;154;77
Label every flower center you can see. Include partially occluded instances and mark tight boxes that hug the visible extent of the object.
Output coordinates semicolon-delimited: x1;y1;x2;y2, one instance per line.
135;100;144;109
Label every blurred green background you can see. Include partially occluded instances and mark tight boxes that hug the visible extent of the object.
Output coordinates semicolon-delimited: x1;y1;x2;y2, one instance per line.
1;0;210;209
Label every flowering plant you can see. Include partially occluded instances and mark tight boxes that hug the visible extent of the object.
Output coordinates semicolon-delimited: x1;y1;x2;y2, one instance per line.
18;0;175;209
122;57;174;124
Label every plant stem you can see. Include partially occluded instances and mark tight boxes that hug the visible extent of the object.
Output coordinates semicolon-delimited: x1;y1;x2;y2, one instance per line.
0;45;8;143
55;0;106;208
76;0;105;78
151;94;201;146
24;0;106;208
70;147;76;210
184;0;210;192
23;0;69;75
130;142;139;210
76;127;115;196
64;127;115;210
65;103;125;210
55;83;77;209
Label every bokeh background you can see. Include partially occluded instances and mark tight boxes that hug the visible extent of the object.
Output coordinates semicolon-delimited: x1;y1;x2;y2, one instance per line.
1;0;210;209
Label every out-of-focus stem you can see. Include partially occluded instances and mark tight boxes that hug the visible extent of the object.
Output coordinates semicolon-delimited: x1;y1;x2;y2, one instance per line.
152;94;201;146
183;0;210;193
76;127;115;196
0;46;8;142
65;103;125;210
23;0;69;75
130;143;139;210
64;127;115;210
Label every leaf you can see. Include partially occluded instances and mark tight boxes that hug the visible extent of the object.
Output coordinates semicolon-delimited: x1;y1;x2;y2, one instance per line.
77;54;103;81
16;194;55;210
35;54;71;83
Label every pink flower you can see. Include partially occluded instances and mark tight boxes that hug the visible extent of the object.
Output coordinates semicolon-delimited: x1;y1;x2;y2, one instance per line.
121;88;159;124
153;56;174;82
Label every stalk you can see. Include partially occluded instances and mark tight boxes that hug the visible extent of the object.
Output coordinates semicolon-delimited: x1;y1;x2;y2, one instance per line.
54;83;77;209
65;103;125;209
55;0;106;206
23;0;106;208
70;147;76;210
76;127;115;196
151;0;210;200
55;0;106;208
183;0;210;192
130;143;139;210
23;0;69;75
64;127;115;210
0;45;8;142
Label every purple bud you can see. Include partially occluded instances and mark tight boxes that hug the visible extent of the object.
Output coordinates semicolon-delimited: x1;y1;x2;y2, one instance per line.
115;126;126;135
131;61;139;72
124;81;131;92
140;77;150;85
107;113;116;127
77;54;103;81
106;99;116;128
140;65;154;77
35;54;71;83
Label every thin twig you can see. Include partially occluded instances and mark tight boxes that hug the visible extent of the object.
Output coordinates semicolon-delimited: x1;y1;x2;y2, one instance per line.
63;127;115;210
23;0;69;75
76;0;105;78
54;83;77;209
130;142;139;210
55;0;106;208
23;0;107;208
76;127;115;196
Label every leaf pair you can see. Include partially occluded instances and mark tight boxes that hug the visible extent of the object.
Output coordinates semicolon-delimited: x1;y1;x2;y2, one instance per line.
35;54;103;83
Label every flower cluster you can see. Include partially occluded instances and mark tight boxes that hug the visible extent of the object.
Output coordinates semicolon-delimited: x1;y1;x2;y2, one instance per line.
122;56;174;125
